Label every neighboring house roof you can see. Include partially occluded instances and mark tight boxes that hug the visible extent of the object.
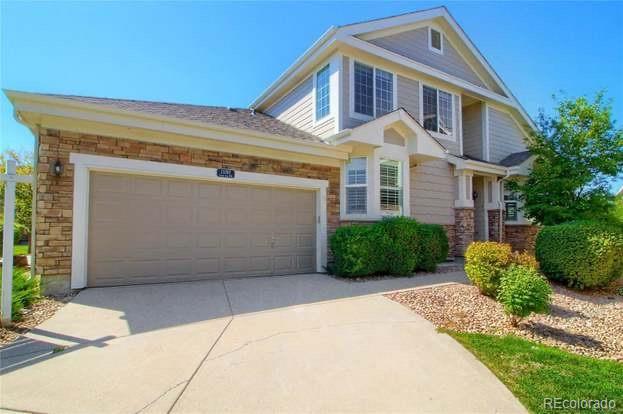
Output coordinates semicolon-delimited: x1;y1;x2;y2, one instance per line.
250;6;536;132
40;93;324;144
499;150;533;167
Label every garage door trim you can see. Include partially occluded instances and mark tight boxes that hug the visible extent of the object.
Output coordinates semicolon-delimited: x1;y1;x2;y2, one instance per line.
69;153;328;289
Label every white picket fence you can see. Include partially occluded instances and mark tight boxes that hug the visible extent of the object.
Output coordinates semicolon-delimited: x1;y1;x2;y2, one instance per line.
1;159;34;325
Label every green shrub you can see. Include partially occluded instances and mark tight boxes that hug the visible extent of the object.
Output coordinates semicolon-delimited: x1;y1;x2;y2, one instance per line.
498;265;552;325
329;217;449;277
418;224;449;272
0;222;28;251
465;242;513;297
536;220;623;289
329;225;388;277
379;217;422;275
0;267;40;320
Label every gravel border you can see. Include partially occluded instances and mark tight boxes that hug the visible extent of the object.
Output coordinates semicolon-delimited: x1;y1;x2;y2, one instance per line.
387;282;623;361
0;294;76;346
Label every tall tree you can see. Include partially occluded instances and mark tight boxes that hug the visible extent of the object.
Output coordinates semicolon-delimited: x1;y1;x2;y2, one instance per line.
0;150;34;232
510;93;623;225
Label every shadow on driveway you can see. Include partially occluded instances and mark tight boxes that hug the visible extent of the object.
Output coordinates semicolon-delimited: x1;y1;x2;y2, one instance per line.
1;270;467;374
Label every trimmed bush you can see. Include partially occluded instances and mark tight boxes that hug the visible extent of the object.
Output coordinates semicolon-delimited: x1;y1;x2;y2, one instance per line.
418;224;449;272
511;251;539;270
465;242;513;297
498;265;552;325
0;268;40;320
536;221;623;289
330;225;388;277
379;217;422;275
329;217;449;277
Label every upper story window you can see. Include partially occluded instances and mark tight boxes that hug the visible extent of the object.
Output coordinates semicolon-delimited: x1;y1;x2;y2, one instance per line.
428;27;443;54
380;160;402;212
315;64;330;120
352;61;395;120
345;157;367;214
422;85;454;137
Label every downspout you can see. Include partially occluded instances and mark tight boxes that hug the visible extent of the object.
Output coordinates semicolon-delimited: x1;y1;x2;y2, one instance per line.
498;168;512;242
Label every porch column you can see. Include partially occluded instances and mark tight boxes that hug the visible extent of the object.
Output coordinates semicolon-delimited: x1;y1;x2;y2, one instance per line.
454;169;474;255
485;177;504;242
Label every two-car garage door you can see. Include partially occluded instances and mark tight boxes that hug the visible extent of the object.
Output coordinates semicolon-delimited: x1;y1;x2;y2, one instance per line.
87;172;316;287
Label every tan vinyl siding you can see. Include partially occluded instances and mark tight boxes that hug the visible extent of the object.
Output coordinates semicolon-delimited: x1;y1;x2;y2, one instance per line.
368;28;487;90
266;76;335;139
462;103;483;159
410;160;455;225
488;108;527;163
397;75;419;119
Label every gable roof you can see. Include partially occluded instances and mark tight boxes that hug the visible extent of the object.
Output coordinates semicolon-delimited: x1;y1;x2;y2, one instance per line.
251;6;536;131
24;93;324;144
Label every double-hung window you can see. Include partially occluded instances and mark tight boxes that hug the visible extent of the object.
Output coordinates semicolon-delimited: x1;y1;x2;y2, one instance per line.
380;160;402;212
345;157;367;214
353;61;394;119
504;193;518;221
422;85;453;137
315;64;330;120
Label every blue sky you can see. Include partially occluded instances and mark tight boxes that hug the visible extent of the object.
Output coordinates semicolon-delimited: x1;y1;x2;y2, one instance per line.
1;1;622;191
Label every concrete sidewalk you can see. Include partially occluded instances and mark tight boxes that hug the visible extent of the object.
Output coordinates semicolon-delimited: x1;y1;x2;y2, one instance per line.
0;272;525;413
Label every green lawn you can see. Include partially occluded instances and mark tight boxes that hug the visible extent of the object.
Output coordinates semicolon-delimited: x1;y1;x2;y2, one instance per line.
445;330;623;414
0;244;29;257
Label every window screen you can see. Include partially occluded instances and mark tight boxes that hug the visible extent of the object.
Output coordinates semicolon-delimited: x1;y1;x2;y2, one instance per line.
354;62;374;116
375;68;393;117
430;29;442;51
423;86;438;132
315;65;330;120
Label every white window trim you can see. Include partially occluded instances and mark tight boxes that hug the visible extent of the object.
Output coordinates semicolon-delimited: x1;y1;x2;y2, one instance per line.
69;153;329;289
313;63;331;123
419;82;457;142
428;26;444;55
349;58;398;122
343;156;369;218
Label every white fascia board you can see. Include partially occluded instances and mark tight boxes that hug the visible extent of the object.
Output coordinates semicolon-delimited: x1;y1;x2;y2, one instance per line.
7;91;349;161
447;154;508;176
340;36;517;108
250;26;339;109
338;7;445;37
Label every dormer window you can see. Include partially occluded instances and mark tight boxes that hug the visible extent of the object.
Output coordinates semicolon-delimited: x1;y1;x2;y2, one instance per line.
428;27;443;54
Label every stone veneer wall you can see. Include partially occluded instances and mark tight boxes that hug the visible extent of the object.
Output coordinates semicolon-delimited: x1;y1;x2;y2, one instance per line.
505;225;540;253
487;209;504;242
36;129;340;294
454;208;474;256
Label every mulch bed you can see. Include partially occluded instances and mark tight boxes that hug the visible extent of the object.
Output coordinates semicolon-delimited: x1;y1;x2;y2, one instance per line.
0;294;76;346
387;282;623;361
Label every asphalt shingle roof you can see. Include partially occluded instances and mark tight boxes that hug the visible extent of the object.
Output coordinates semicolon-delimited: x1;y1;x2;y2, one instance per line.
499;150;532;167
43;94;324;144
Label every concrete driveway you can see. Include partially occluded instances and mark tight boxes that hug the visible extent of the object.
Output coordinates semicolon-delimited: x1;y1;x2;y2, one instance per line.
0;272;525;413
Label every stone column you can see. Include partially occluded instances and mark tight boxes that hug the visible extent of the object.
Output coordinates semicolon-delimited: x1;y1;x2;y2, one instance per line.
487;209;504;242
485;176;503;242
454;169;474;256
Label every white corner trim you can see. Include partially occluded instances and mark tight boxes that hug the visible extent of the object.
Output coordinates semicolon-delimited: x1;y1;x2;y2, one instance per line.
482;103;490;161
69;153;329;289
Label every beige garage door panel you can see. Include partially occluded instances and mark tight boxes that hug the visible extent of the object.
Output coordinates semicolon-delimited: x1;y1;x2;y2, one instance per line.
88;172;316;286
